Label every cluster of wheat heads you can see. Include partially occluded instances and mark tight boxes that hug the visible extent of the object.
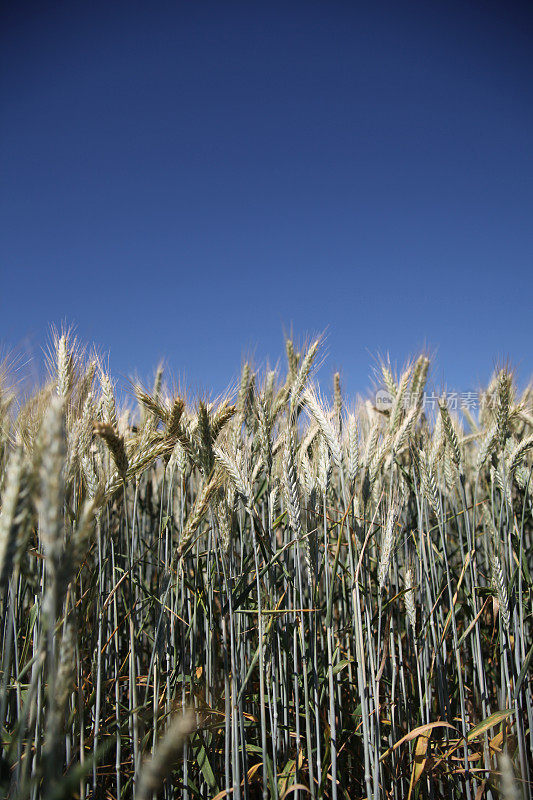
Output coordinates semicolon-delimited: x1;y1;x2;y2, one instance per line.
0;333;532;800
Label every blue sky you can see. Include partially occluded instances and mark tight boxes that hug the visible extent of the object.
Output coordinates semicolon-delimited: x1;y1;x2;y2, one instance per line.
1;0;532;399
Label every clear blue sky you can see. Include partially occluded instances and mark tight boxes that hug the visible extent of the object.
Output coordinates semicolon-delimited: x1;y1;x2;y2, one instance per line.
2;0;532;398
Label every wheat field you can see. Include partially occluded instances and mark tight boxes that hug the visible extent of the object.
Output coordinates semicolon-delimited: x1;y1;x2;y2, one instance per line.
0;333;531;800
